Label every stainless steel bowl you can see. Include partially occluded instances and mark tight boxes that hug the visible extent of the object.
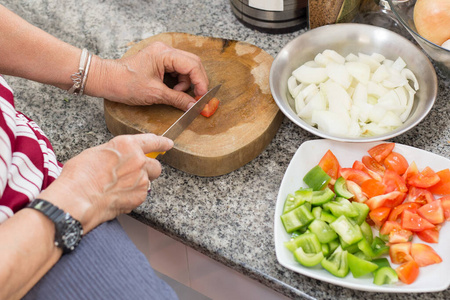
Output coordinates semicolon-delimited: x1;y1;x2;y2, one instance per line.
270;23;438;142
387;0;450;78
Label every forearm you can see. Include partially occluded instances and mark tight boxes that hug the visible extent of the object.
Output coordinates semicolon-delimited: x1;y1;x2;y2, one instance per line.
0;209;62;300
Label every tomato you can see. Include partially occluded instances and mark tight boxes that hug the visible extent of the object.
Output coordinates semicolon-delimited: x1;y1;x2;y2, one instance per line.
339;168;372;186
396;260;420;285
401;209;435;232
365;191;405;210
405;186;435;205
353;160;382;181
318;150;340;180
389;242;413;264
361;179;386;198
380;220;402;235
408;166;440;188
403;161;419;182
345;180;368;203
361;155;385;178
199;97;220;117
368;143;395;163
415;226;441;243
388;202;422;222
389;229;413;244
440;195;450;221
383;170;408;193
428;169;450;195
417;200;444;224
384;152;409;175
410;243;442;267
369;206;391;228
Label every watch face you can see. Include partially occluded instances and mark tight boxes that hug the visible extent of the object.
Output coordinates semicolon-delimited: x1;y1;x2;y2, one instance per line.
62;215;83;250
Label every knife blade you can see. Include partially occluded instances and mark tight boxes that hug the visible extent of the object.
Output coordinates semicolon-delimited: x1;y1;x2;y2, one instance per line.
146;84;221;158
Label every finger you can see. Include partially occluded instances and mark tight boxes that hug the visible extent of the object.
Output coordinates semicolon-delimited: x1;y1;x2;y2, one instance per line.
159;85;197;111
134;133;174;155
144;158;163;182
173;74;191;92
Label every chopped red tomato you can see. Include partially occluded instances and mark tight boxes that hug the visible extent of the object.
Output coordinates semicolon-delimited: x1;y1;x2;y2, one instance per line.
417;200;444;224
389;242;413;264
369;206;391;228
318;150;340;180
408;166;440;188
353;160;383;181
380;220;403;235
361;155;385;179
403;161;419;182
415;226;441;243
384;152;409;175
345;180;368;203
388;202;422;222
405;186;435;205
368;143;395;163
198;97;220;117
361;179;386;198
410;243;442;267
365;191;405;210
428;169;450;195
339;168;372;186
401;209;435;232
383;170;408;193
389;228;413;244
440;195;450;221
396;260;420;285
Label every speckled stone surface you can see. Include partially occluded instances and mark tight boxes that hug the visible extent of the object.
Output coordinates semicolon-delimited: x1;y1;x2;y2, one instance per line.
3;0;450;299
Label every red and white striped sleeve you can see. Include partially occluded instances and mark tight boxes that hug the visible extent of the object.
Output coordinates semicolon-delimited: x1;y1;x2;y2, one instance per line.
0;76;62;223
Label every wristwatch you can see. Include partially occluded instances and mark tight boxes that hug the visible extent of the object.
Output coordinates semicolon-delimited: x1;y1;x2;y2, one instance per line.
27;198;84;254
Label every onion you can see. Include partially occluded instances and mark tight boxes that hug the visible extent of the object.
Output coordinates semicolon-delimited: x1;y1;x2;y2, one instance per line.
287;49;419;138
414;0;450;46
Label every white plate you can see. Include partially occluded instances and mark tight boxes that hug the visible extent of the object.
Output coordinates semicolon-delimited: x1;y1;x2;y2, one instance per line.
274;139;450;292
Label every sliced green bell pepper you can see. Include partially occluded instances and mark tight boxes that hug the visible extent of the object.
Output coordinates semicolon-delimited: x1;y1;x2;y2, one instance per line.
334;177;354;199
324;198;359;218
303;165;331;191
308;219;338;244
280;204;315;233
359;221;374;245
320;246;349;278
350;202;370;225
283;188;313;214
347;253;379;278
310;188;335;206
371;237;389;257
320;210;337;224
284;232;322;254
311;206;322;219
294;247;324;267
371;257;391;269
373;267;398;285
330;215;363;246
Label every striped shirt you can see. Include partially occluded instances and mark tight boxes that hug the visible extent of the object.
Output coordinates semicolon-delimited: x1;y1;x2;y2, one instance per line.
0;76;62;223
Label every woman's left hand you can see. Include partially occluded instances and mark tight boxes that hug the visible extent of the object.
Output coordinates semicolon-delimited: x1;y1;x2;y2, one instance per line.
86;42;209;111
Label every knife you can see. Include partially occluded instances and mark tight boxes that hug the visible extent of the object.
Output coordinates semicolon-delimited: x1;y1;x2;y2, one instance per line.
146;84;221;158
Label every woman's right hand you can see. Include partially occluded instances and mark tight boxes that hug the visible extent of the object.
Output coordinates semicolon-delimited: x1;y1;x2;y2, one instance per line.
37;133;173;234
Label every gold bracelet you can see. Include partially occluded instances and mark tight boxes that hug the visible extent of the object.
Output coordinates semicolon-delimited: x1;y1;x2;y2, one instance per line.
68;48;89;95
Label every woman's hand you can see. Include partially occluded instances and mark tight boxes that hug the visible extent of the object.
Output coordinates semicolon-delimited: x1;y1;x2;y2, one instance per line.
38;133;173;234
86;42;209;111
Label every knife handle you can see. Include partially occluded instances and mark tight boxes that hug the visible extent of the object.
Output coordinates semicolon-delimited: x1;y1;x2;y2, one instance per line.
146;151;166;159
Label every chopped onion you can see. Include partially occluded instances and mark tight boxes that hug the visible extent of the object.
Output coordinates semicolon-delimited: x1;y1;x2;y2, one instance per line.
287;49;419;138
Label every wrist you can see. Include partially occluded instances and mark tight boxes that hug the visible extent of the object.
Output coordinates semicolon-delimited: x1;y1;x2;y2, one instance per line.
83;56;123;100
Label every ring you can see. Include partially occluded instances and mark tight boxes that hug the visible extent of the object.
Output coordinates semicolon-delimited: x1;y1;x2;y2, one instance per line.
147;181;152;193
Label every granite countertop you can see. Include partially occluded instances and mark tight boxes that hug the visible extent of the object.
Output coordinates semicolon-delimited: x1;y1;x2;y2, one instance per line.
4;0;450;299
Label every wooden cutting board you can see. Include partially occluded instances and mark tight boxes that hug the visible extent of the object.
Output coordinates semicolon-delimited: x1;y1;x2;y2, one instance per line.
104;32;284;177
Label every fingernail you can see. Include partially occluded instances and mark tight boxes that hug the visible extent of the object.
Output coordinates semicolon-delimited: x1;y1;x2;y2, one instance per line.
187;102;195;110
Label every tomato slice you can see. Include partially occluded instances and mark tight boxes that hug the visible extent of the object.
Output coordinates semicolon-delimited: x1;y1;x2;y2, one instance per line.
383;170;408;193
369;206;391;228
440;195;450;221
396;260;419;285
403;161;419;182
389;242;413;264
318;150;340;180
389;228;413;244
368;143;395;163
199;97;220;117
427;169;450;195
410;243;442;267
405;186;435;205
345;180;368;203
353;160;383;181
361;179;386;198
361;156;385;178
401;209;435;232
380;220;402;235
388;202;422;222
408;166;440;188
417;200;444;224
415;226;441;243
339;168;372;186
384;152;409;176
365;191;405;210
